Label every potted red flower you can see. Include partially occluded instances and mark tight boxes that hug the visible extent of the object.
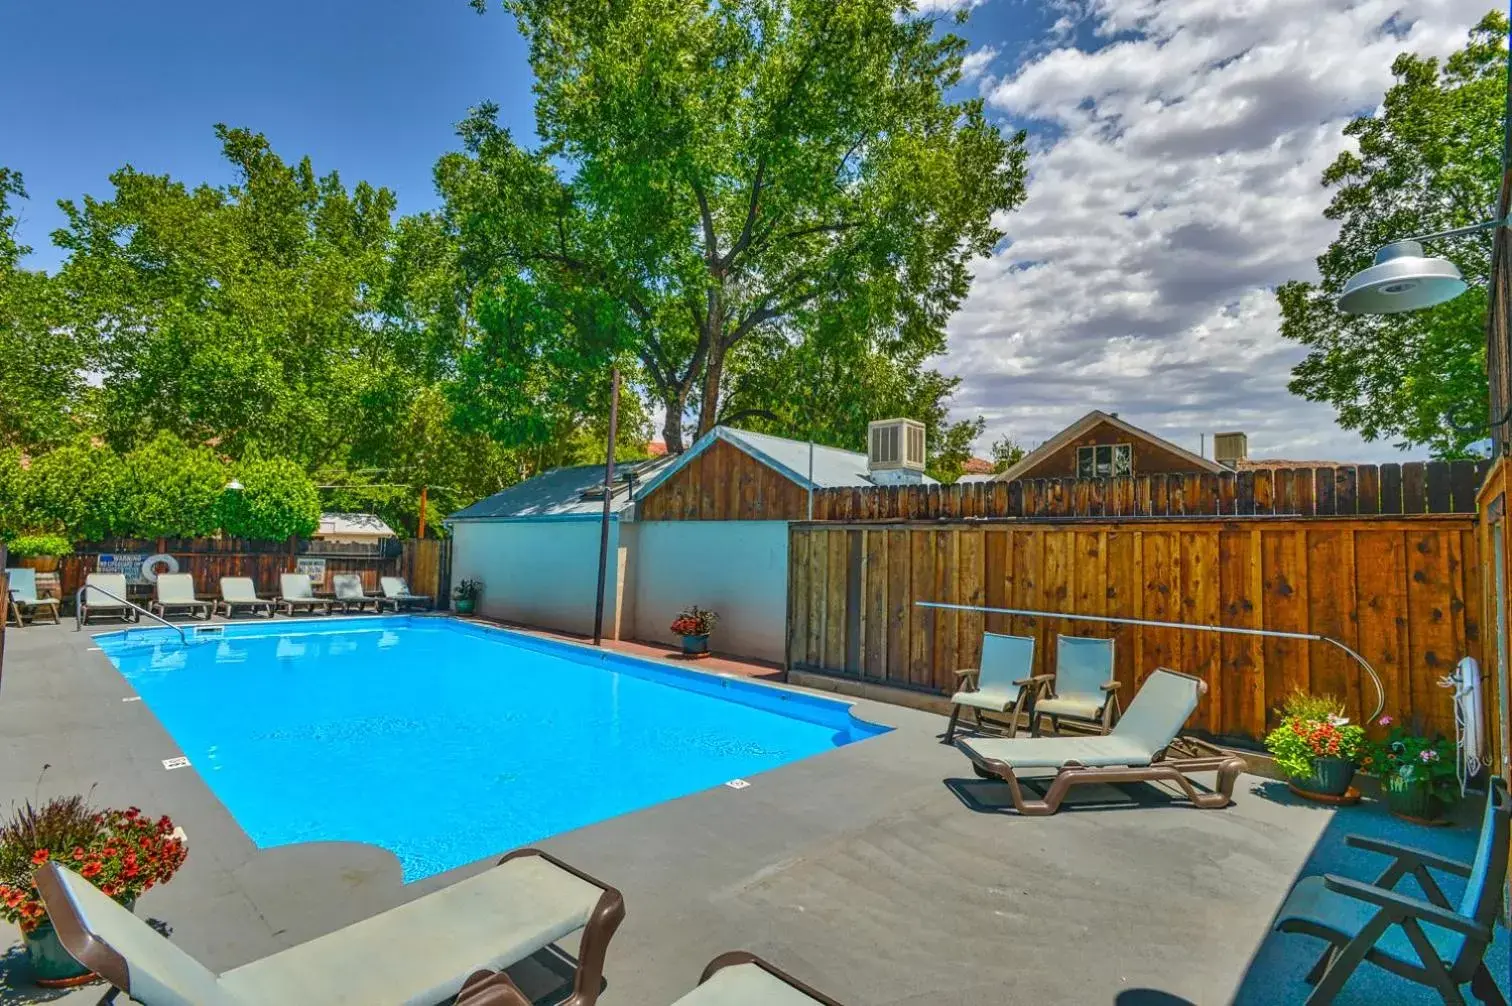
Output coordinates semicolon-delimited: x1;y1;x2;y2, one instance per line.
0;797;188;986
670;606;719;658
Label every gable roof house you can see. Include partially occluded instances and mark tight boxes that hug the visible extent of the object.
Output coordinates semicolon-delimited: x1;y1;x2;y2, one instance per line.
445;423;931;662
995;410;1225;482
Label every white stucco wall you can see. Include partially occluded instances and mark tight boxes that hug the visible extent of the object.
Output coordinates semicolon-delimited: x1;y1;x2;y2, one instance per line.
625;521;790;663
449;519;620;638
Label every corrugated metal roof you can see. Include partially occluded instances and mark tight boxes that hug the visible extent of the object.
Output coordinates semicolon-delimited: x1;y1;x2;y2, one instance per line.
316;512;396;537
446;456;675;522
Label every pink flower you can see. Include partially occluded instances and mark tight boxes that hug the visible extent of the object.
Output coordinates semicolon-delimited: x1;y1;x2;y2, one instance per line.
1419;749;1439;763
1378;715;1393;727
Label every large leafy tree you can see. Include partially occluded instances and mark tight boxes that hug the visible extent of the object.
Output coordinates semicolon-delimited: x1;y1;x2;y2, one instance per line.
0;168;89;449
1278;13;1506;457
53;127;404;466
459;0;1027;452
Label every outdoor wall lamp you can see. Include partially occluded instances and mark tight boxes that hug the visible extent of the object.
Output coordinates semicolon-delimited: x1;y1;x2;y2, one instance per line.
1337;212;1511;315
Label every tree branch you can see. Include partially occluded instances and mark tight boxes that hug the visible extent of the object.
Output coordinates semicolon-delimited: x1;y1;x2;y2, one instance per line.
691;176;720;266
719;155;767;270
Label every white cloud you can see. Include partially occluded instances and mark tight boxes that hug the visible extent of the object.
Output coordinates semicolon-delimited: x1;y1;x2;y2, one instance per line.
960;44;1000;84
945;0;1492;461
911;0;986;12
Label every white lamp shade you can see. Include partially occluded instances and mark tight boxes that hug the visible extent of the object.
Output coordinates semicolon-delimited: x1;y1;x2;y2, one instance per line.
1337;240;1467;315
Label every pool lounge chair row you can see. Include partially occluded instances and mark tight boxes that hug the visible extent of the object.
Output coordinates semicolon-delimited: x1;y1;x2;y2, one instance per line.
35;847;846;1006
65;572;435;624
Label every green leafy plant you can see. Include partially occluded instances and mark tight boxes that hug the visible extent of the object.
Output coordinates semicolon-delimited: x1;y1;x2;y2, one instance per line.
0;796;188;933
220;458;321;541
4;534;72;558
1362;716;1460;801
116;433;229;539
452;578;483;601
1264;691;1365;778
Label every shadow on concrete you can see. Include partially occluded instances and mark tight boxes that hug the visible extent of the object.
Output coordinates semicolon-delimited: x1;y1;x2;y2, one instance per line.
944;774;1224;814
1114;991;1198;1006
1231;787;1510;1005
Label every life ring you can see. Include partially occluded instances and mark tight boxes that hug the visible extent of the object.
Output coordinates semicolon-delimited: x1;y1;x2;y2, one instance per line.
139;553;180;583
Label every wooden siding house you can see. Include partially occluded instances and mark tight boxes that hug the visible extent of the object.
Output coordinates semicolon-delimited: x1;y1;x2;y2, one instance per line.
996;410;1225;482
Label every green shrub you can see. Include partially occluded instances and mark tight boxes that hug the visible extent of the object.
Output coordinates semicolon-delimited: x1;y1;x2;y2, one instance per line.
220;458;320;540
116;433;228;538
21;444;124;540
6;533;74;558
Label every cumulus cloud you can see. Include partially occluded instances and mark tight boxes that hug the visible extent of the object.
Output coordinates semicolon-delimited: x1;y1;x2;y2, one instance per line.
945;0;1492;461
959;44;1000;84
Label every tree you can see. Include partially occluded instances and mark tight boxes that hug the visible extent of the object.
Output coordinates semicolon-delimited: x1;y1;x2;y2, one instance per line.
459;0;1027;452
20;443;124;540
116;433;228;538
1277;13;1505;457
926;416;984;484
222;458;321;540
0;168;89;449
990;435;1026;473
53;127;404;466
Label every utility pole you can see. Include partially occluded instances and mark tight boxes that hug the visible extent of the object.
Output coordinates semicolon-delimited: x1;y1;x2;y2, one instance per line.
417;485;428;540
593;366;621;645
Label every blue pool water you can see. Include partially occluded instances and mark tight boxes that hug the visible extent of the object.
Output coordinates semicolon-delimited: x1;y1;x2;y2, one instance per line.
97;617;887;880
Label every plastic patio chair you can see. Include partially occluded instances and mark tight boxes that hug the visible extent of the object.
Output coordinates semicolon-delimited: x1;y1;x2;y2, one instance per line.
34;847;624;1006
79;572;135;625
1272;777;1510;1005
5;567;61;626
1031;635;1120;736
217;577;276;619
456;951;846;1006
277;573;341;616
332;573;380;613
957;668;1245;815
378;576;432;612
943;632;1045;743
150;573;214;620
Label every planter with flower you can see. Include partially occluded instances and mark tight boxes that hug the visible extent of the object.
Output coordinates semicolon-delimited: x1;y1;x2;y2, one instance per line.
6;534;74;573
1264;691;1365;802
1362;716;1459;824
452;578;483;616
0;797;188;986
670;606;719;658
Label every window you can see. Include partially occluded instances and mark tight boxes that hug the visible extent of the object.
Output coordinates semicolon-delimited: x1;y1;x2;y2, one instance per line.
1076;444;1132;478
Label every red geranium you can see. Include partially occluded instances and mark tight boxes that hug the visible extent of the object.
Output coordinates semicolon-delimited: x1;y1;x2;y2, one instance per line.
1;798;187;934
669;605;719;637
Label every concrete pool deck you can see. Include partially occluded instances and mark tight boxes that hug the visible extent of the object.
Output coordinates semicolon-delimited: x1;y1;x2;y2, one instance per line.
0;615;1506;1005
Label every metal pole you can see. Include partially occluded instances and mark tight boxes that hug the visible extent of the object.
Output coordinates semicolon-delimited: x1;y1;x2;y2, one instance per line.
915;600;1386;721
592;366;620;646
807;438;815;520
417;485;428;540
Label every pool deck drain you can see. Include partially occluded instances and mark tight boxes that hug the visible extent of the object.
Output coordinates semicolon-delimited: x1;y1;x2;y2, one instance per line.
0;614;1504;1006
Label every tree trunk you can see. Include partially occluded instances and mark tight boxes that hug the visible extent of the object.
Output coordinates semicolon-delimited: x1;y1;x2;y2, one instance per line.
697;340;726;437
661;399;687;454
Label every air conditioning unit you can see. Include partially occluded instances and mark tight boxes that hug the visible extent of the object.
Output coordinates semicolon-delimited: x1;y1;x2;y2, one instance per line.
1213;431;1248;469
868;418;926;485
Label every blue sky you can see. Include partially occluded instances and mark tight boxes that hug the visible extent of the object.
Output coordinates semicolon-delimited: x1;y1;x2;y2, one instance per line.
1;0;1490;459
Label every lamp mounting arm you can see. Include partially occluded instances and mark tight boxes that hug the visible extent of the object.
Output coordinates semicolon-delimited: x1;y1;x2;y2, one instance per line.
1399;212;1512;246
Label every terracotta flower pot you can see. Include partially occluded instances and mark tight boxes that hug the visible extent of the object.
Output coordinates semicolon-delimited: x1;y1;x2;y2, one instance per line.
1289;756;1357;799
681;634;710;658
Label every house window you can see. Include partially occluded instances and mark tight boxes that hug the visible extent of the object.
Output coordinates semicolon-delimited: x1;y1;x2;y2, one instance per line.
1077;444;1132;478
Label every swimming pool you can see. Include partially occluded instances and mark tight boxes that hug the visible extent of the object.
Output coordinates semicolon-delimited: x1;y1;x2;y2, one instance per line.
96;616;888;880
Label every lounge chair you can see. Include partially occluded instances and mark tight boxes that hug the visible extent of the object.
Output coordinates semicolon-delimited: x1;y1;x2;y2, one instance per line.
33;847;625;1006
456;951;844;1006
333;573;380;613
1032;635;1120;736
217;577;276;619
149;573;214;620
943;632;1045;743
379;575;432;612
5;567;61;627
1272;777;1509;1005
277;572;341;616
957;668;1246;815
79;572;136;625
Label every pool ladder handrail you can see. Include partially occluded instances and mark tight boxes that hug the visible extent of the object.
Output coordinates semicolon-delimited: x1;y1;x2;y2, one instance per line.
74;584;188;645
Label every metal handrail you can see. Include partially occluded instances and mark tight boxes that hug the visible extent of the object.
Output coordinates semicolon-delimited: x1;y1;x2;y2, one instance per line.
74;585;189;645
915;601;1386;721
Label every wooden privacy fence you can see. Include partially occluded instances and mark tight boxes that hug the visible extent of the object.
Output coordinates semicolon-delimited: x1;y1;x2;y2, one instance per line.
37;537;448;606
788;516;1481;743
808;461;1490;521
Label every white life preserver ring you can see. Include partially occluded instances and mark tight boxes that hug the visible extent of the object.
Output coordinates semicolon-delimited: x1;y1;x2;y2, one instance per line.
139;553;180;583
